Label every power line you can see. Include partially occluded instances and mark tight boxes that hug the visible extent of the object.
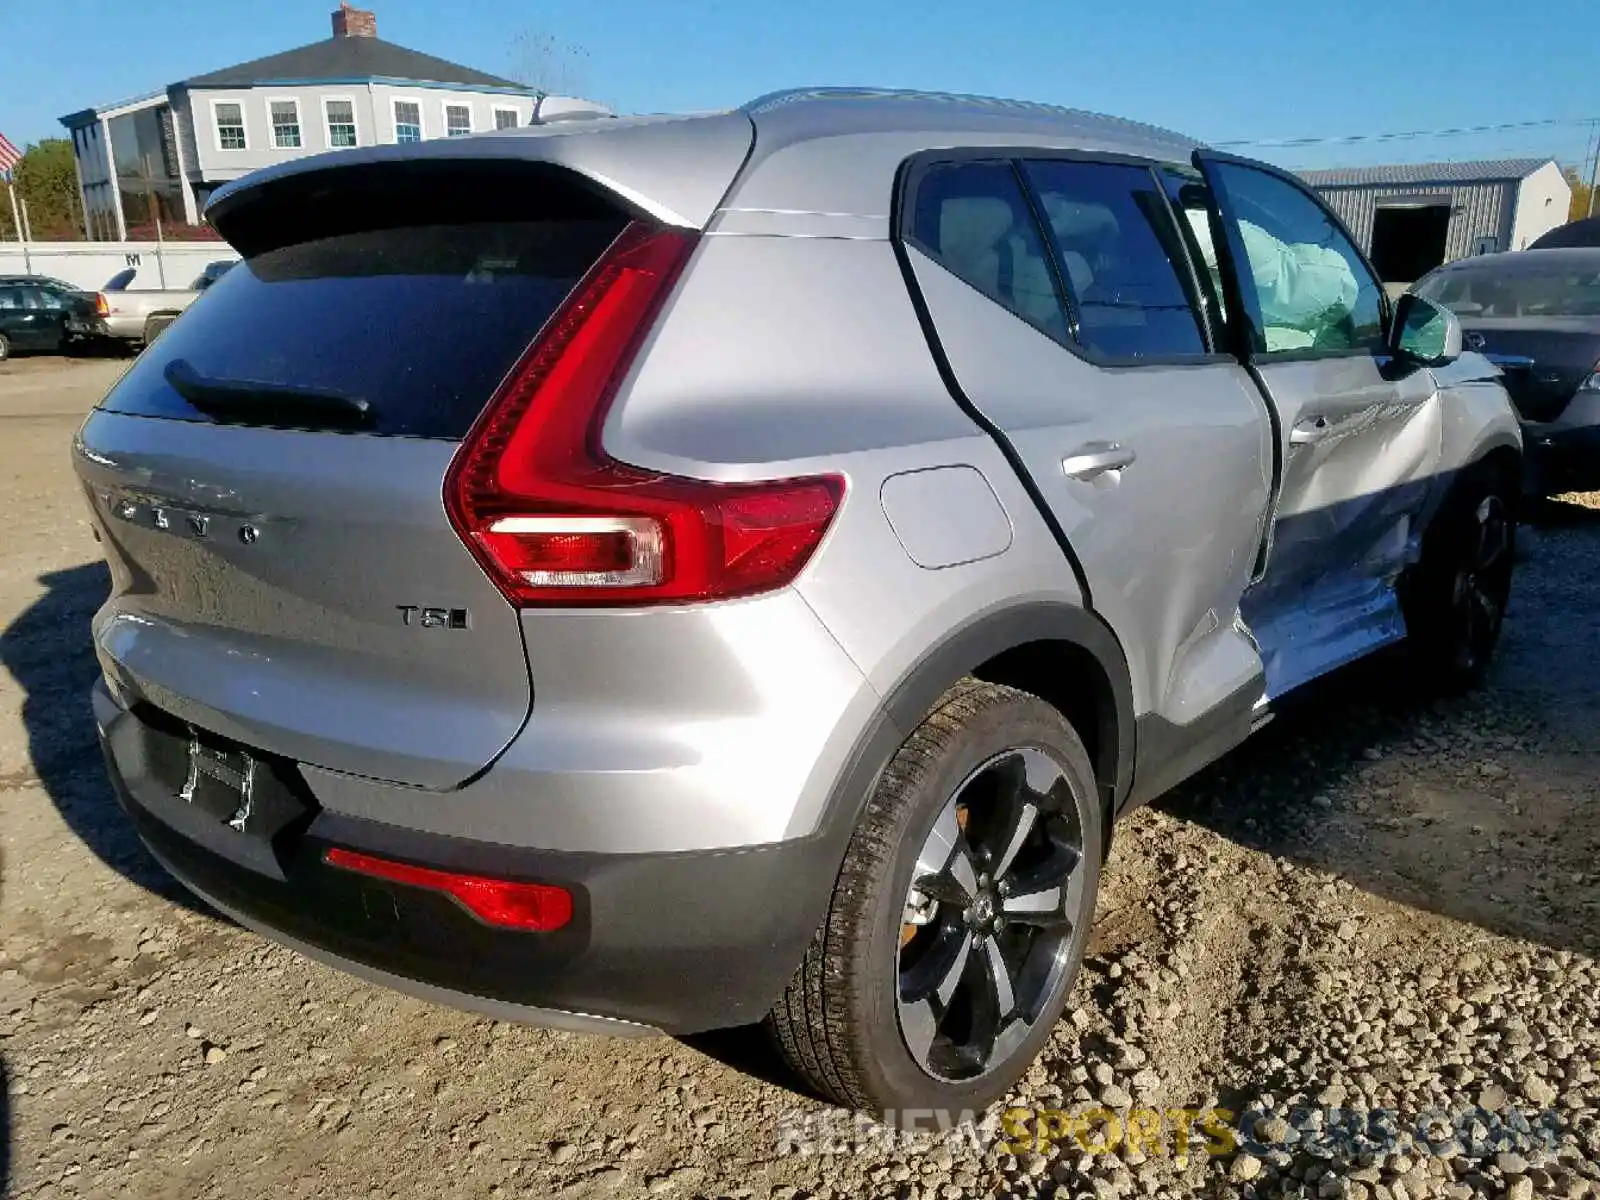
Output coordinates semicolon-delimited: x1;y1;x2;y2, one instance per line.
1216;115;1594;150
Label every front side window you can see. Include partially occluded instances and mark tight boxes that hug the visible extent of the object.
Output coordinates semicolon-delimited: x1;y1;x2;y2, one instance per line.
215;102;246;151
1021;160;1208;359
325;99;357;148
270;100;301;149
394;100;422;143
445;104;472;137
1202;161;1385;354
494;108;519;130
907;160;1067;339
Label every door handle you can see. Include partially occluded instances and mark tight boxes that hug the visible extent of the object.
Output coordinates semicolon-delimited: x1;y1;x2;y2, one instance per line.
1289;415;1332;446
1061;442;1136;481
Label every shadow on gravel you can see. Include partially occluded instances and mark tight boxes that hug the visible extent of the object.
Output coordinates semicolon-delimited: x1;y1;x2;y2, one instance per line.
0;562;214;918
678;1025;826;1101
1159;499;1600;958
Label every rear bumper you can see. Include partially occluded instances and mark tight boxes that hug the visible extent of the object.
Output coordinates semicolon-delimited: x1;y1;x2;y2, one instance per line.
93;678;847;1035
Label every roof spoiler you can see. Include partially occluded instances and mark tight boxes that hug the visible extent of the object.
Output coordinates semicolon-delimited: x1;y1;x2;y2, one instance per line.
532;95;614;124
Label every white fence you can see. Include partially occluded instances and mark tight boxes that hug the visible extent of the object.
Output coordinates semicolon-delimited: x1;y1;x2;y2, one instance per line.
0;241;239;293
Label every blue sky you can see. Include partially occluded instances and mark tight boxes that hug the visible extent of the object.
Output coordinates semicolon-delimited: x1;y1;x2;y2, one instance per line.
3;0;1596;173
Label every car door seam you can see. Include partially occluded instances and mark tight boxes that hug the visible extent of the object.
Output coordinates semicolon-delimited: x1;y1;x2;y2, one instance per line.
888;232;1095;609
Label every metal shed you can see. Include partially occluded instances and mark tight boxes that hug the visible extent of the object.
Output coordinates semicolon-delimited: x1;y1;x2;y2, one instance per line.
1298;159;1570;285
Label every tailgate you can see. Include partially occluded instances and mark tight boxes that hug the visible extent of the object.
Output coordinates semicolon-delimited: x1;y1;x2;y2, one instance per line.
73;155;721;789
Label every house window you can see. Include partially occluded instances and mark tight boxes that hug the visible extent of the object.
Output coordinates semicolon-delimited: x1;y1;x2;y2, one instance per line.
394;100;422;143
445;104;472;137
270;100;301;149
215;102;246;150
325;98;358;148
493;107;519;130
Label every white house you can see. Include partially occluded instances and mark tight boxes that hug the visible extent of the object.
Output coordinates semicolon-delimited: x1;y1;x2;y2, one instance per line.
59;4;573;241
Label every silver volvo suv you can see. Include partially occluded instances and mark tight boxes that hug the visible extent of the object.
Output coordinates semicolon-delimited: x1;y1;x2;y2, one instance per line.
74;88;1521;1119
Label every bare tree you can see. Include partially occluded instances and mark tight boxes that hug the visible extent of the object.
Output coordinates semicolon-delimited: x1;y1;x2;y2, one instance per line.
510;31;591;97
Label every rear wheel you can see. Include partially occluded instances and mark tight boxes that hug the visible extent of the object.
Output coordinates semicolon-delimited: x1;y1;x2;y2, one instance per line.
1401;464;1517;691
0;332;10;363
767;679;1102;1120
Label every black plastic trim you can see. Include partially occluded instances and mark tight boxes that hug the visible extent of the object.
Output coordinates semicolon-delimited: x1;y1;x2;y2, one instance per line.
1124;674;1263;811
98;682;847;1035
874;600;1137;814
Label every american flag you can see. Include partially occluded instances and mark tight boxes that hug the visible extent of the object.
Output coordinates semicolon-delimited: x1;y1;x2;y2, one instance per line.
0;132;22;178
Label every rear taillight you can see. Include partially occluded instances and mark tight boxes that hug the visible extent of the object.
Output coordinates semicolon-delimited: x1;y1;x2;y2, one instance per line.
444;222;844;607
94;292;110;318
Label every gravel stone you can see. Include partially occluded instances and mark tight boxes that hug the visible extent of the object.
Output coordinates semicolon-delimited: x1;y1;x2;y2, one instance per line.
2;374;1597;1200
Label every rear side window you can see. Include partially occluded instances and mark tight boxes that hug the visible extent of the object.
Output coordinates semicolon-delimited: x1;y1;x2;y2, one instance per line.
908;160;1067;339
1020;160;1208;359
99;162;629;439
906;157;1211;361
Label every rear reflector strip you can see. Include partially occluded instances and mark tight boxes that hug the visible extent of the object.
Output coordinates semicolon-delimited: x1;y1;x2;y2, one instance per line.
324;847;573;931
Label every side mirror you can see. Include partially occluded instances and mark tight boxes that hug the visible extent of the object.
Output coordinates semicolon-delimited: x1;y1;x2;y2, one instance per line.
1391;292;1462;366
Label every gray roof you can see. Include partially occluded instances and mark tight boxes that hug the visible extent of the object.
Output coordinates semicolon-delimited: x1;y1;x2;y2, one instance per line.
740;87;1201;159
181;36;527;91
1299;158;1554;188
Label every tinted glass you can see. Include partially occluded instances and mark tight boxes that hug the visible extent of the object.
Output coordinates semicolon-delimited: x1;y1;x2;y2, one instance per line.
1160;168;1228;337
1022;160;1207;358
909;160;1068;338
1415;258;1600;317
100;217;626;438
1204;162;1386;354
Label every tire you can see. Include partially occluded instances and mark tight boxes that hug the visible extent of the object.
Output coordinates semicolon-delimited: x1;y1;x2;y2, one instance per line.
1400;462;1517;692
0;332;10;363
767;678;1103;1122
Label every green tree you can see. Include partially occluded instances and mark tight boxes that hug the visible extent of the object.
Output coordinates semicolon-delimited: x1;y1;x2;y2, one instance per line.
1;138;83;241
1566;165;1594;223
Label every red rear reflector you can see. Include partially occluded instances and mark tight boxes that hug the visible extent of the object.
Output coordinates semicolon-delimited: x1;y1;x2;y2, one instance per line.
324;847;573;931
444;221;845;607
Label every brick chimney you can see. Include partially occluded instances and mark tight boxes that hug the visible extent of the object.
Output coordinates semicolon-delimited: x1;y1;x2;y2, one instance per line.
331;3;377;37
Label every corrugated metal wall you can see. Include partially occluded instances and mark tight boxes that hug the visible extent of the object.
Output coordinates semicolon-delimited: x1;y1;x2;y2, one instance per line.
1312;181;1517;262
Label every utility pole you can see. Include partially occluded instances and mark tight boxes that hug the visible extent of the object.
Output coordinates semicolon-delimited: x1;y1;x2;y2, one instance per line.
7;179;31;274
1588;119;1599;218
140;152;167;288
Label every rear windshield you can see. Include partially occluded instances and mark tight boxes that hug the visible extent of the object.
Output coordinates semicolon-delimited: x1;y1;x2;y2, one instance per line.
100;163;628;439
1416;258;1600;319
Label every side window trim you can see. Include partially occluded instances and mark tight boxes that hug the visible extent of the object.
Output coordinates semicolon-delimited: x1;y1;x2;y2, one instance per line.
895;147;1235;370
1192;149;1391;362
1154;165;1235;356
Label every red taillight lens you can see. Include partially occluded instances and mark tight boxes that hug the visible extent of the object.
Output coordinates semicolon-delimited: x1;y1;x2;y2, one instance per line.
94;292;110;318
324;847;573;931
444;222;844;607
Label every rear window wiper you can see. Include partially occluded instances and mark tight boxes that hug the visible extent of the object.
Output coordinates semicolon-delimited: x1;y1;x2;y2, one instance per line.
164;358;373;429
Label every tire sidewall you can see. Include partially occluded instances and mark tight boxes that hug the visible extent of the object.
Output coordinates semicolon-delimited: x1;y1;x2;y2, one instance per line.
1405;465;1517;688
853;695;1103;1120
0;333;10;363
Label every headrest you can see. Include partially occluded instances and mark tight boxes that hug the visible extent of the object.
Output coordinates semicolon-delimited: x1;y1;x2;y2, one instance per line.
939;197;1015;259
1044;195;1119;245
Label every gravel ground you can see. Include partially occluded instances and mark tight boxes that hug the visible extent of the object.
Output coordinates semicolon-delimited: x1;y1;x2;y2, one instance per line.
1;358;1596;1199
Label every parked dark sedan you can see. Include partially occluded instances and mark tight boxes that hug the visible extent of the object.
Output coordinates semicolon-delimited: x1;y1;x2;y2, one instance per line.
1414;248;1600;494
0;275;105;361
